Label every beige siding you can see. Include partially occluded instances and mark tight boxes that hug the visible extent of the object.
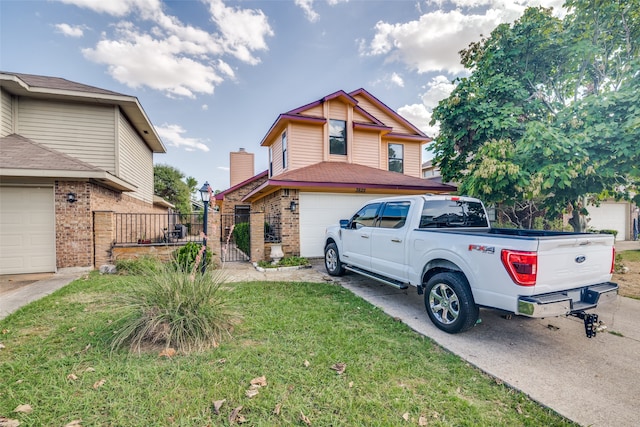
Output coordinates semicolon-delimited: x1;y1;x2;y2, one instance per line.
353;109;373;124
16;98;116;172
301;104;323;117
1;88;13;136
230;150;255;186
118;112;153;203
403;142;421;177
328;100;347;121
270;128;285;176
353;95;411;134
289;123;324;169
352;130;380;168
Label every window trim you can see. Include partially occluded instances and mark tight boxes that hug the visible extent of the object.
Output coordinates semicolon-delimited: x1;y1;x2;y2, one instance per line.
282;130;288;169
388;143;404;173
329;119;347;156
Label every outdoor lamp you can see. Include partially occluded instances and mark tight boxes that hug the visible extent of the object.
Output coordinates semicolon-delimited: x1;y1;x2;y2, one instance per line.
199;181;211;203
289;200;297;212
67;192;77;203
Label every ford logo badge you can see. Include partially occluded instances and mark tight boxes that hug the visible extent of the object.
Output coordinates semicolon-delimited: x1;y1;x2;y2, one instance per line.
575;256;586;264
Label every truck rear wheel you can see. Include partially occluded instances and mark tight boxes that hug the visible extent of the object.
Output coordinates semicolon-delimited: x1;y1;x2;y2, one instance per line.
424;272;479;334
324;243;345;276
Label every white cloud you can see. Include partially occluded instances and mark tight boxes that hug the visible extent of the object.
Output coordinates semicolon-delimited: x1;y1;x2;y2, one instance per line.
398;103;438;138
64;0;272;97
397;75;456;137
295;0;319;22
202;104;209;111
55;23;86;37
421;75;456;109
156;123;210;152
362;0;566;74
218;166;230;172
390;72;404;87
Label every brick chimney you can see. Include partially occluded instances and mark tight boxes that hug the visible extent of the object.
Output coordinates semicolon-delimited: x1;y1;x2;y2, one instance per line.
230;148;255;187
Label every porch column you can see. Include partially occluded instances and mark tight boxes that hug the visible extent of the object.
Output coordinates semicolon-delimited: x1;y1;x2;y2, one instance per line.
208;208;221;265
250;210;265;262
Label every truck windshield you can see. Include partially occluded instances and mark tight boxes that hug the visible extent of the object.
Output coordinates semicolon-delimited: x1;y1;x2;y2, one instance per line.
419;200;488;228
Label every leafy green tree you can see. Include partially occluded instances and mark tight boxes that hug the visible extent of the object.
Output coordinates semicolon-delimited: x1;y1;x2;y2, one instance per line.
432;2;639;231
154;164;193;214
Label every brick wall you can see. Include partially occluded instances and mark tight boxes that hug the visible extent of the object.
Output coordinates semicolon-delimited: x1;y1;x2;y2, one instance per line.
55;180;168;269
219;174;268;215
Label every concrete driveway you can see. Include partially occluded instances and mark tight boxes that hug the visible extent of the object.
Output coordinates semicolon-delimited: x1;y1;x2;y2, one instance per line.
328;269;639;427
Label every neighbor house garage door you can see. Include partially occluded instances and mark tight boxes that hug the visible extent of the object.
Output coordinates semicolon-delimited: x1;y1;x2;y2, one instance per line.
587;202;628;241
0;186;56;274
299;192;388;257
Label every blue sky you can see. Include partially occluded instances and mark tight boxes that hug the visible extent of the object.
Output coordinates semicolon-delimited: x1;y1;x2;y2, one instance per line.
0;0;563;191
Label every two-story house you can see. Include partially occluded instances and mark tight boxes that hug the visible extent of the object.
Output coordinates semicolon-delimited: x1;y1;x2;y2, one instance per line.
0;72;166;274
215;88;456;258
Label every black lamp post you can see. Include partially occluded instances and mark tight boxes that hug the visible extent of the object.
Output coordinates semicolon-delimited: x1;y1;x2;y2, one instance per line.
199;181;211;273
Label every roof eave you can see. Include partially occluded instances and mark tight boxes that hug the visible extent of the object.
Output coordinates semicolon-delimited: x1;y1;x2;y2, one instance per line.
0;168;138;192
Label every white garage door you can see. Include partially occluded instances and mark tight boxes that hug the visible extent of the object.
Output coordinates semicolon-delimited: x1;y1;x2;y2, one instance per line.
0;186;56;274
299;192;388;257
587;203;627;241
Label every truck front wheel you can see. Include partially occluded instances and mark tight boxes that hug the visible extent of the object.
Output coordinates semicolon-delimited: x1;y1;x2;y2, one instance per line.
324;243;345;276
424;272;479;334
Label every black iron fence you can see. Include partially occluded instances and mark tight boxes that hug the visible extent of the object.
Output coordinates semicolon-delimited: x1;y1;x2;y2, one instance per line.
114;212;204;244
265;213;281;243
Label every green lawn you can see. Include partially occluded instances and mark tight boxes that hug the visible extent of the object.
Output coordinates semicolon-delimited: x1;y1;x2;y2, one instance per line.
0;273;574;426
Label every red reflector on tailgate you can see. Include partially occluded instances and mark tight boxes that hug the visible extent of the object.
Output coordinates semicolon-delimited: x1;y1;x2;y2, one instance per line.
501;249;537;286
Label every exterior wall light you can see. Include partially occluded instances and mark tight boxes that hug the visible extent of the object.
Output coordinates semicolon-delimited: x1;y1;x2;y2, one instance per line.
67;192;77;203
289;200;297;212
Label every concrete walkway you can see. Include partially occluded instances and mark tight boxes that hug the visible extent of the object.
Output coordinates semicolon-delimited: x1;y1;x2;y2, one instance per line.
1;256;638;426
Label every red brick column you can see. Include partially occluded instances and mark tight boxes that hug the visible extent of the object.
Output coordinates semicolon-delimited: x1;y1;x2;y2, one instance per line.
250;210;265;262
94;210;115;267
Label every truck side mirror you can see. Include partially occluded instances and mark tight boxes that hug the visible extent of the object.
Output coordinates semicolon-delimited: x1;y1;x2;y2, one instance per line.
339;219;349;229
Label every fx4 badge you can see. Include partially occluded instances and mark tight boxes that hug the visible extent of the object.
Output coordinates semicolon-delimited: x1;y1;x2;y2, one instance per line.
468;244;495;254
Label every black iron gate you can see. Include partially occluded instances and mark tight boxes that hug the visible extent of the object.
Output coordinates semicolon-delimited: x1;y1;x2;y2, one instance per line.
220;211;251;262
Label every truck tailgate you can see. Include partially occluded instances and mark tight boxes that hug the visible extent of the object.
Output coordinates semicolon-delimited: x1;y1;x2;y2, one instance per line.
534;234;614;294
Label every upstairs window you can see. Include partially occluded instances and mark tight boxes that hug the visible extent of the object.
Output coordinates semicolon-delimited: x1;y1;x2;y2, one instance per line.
269;148;273;177
282;131;288;169
388;143;404;173
329;119;347;155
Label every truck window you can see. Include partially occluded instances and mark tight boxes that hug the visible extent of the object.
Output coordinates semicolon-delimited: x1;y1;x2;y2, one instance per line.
419;200;488;228
350;203;382;229
378;201;411;228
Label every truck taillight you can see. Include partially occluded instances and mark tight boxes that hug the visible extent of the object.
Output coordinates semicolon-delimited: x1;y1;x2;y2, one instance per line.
611;247;616;274
501;250;537;286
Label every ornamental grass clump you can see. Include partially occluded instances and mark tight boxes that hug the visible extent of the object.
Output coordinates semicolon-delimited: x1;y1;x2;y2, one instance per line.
110;256;239;354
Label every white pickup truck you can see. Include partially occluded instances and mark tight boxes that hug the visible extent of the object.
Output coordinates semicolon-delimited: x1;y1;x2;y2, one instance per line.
324;194;618;337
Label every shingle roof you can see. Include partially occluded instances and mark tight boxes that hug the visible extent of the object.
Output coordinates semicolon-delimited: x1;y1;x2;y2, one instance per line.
242;162;457;201
0;134;102;172
5;72;126;97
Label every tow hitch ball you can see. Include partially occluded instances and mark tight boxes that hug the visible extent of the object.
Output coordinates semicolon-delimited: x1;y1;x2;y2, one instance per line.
571;311;600;338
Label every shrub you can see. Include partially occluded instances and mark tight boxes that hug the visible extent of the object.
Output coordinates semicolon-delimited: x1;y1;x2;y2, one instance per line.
258;255;309;269
233;222;250;254
110;262;239;354
174;242;212;272
115;256;162;275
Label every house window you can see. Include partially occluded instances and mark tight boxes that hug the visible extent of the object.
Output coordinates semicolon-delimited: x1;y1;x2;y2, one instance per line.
269;148;273;177
282;131;288;169
329;119;347;155
388;143;403;173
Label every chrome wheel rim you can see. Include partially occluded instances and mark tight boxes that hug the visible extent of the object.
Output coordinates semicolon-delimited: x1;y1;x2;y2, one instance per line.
325;248;338;271
429;283;460;325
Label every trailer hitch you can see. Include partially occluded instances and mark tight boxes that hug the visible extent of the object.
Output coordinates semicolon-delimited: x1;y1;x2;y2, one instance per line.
571;311;601;338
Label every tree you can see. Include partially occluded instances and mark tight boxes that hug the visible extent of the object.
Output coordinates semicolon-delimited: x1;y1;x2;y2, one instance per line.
154;164;194;214
432;2;640;231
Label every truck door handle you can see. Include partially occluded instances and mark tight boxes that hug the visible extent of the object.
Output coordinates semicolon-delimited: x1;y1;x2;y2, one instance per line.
360;234;369;238
391;238;402;243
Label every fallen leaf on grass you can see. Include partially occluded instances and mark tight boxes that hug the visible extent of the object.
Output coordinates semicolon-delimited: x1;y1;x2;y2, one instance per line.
228;406;244;424
250;376;267;387
330;363;346;375
158;348;176;358
300;411;311;426
65;420;82;427
212;399;225;415
303;360;310;368
402;412;410;422
418;415;427;426
516;404;523;414
245;388;259;398
68;327;77;332
0;417;20;427
92;379;106;389
67;373;78;381
13;405;32;414
0;343;5;350
348;381;354;388
273;403;282;416
84;367;95;372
